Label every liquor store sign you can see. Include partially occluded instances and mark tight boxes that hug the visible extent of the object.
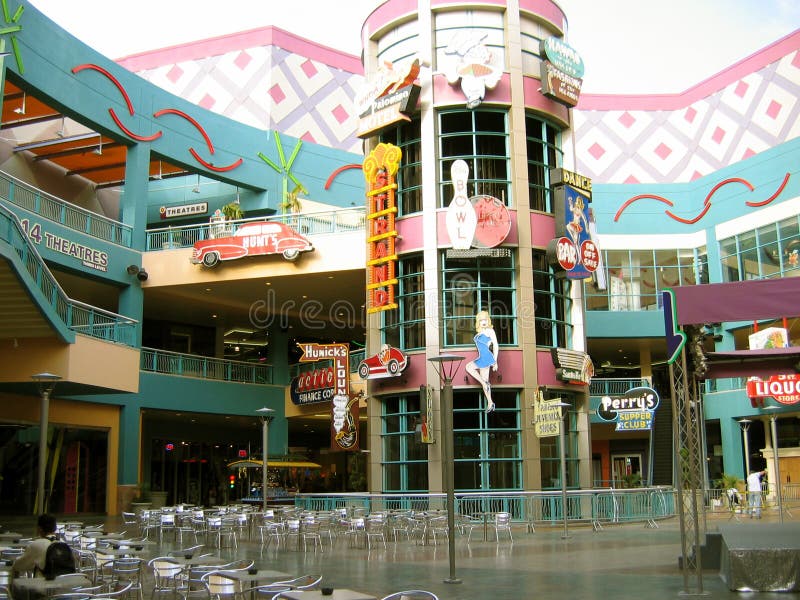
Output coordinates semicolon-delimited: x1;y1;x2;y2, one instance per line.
746;374;800;405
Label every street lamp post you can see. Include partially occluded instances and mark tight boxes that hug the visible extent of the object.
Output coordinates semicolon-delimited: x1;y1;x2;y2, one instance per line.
763;408;784;524
737;418;752;477
256;407;275;511
553;400;571;539
31;372;61;515
428;353;464;585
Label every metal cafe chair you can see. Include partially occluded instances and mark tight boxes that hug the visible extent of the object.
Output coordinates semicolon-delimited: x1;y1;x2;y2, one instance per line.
148;556;187;600
380;591;440;600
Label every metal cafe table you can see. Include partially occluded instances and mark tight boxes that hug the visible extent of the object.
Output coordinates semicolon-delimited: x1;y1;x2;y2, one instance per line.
12;573;92;600
280;590;377;600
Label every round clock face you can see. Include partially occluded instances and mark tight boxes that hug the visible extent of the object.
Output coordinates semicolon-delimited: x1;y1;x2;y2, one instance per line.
472;195;511;248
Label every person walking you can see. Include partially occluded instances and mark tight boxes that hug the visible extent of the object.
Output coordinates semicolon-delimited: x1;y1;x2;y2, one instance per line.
746;469;767;518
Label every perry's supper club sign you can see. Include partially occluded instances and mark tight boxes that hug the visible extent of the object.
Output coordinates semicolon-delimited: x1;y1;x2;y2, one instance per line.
364;143;400;314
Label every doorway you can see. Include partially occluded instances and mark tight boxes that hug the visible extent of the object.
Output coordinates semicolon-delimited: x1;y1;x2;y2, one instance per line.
612;453;642;488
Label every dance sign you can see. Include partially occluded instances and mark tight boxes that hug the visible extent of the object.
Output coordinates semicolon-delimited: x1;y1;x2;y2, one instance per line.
547;168;599;280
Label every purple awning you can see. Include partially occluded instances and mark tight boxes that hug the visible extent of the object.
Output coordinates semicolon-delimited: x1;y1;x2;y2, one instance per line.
673;278;800;325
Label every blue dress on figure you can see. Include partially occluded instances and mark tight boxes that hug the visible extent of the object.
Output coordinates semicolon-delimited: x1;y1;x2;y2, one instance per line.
473;332;495;368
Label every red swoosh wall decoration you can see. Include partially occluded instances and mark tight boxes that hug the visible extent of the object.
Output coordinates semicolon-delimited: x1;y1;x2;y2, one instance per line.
72;64;243;172
614;173;791;224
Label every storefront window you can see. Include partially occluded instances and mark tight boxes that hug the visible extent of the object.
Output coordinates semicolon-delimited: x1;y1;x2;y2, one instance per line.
586;247;706;311
538;394;579;490
532;250;572;348
0;424;107;515
452;389;521;491
438;109;510;207
382;394;429;492
441;252;516;347
719;216;800;282
381;254;426;350
526;115;562;212
380;119;422;216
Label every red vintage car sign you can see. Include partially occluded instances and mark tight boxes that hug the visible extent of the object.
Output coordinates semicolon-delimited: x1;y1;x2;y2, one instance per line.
191;221;313;267
746;374;800;405
357;345;409;379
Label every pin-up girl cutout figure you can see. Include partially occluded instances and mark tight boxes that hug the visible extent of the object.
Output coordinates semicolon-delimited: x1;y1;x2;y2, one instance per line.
566;193;589;246
464;310;499;412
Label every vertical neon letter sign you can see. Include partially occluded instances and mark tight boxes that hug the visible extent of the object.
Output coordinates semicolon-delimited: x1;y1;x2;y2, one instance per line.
364;143;401;313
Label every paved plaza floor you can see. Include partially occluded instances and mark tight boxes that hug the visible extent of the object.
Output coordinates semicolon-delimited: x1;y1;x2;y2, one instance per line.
2;510;793;599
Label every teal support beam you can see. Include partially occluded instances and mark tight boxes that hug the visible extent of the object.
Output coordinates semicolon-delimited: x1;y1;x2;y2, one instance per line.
118;401;141;486
720;416;746;480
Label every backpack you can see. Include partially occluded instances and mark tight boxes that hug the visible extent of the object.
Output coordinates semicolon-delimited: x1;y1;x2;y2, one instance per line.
43;540;76;579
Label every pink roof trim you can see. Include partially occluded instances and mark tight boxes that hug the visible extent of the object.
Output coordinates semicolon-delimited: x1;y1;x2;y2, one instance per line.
116;25;363;74
577;29;800;111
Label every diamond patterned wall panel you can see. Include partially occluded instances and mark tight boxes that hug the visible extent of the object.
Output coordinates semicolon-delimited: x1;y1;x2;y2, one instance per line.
574;48;800;184
124;30;798;178
128;41;364;154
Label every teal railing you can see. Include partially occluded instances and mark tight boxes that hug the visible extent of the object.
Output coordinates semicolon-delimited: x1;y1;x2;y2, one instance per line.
0;171;132;247
589;377;650;396
140;347;274;385
294;487;676;529
0;203;138;346
146;207;366;251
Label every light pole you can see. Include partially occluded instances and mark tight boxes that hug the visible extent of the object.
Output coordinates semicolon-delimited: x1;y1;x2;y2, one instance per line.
31;372;61;515
428;353;464;585
553;400;571;539
763;407;784;523
737;418;752;477
256;407;275;511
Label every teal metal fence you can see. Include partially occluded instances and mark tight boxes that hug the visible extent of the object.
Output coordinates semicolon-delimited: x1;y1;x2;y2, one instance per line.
294;487;677;528
140;347;274;384
146;207;366;251
0;203;138;346
589;377;650;396
0;171;132;247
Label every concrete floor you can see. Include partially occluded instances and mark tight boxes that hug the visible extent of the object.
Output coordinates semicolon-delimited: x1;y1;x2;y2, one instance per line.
2;510;793;599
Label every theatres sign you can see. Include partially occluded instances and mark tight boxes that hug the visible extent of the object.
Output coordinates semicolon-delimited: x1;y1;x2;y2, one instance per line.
746;374;800;405
364;143;400;314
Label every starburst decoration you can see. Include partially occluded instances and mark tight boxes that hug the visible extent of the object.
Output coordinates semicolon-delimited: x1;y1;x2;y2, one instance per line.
257;132;307;213
0;0;24;74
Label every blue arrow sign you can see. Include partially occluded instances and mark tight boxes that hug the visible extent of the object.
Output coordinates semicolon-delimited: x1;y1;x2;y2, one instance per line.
662;289;686;364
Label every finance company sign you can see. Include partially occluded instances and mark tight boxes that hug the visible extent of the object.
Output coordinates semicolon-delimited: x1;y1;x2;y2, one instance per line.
297;343;359;452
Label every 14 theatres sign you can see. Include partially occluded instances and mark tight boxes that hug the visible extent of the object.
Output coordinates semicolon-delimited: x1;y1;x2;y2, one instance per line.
364;143;400;314
597;387;660;431
296;343;359;451
547;168;599;280
746;374;800;405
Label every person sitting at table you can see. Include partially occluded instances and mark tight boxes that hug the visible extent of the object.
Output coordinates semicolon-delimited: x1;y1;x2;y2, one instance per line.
12;514;59;577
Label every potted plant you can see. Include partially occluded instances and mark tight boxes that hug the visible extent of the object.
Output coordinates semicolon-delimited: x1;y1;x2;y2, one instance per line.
220;202;244;221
